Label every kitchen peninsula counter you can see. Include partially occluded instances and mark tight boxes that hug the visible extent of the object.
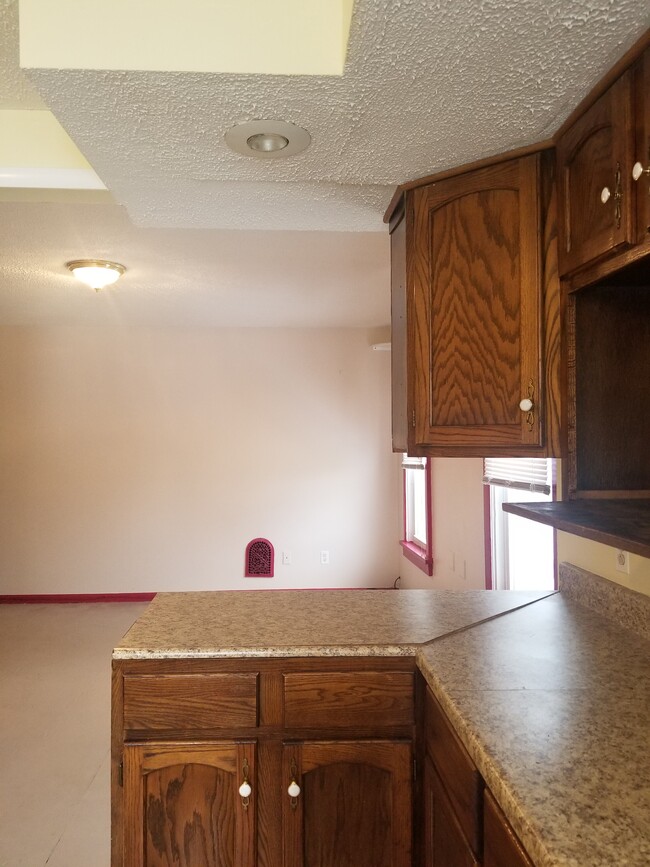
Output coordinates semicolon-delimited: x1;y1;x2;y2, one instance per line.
113;569;650;866
113;587;551;658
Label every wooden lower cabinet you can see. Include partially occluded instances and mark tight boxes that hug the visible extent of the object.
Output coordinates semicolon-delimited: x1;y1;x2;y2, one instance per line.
123;741;256;867
113;658;416;867
483;790;535;867
423;757;479;867
283;740;412;867
421;683;537;867
115;660;538;867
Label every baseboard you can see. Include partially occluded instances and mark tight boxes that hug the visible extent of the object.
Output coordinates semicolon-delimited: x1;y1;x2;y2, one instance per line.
0;593;156;604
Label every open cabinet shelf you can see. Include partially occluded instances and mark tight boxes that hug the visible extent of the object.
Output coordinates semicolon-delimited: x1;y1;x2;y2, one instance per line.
502;499;650;558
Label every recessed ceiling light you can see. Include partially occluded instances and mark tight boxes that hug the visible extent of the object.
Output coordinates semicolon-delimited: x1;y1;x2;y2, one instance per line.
225;120;311;159
246;132;289;153
66;259;126;291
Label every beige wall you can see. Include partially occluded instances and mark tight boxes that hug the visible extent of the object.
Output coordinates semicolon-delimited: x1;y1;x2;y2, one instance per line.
558;533;650;597
0;326;400;594
398;458;487;590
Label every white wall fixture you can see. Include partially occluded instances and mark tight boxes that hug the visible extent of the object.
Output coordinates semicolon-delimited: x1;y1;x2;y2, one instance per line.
66;259;126;291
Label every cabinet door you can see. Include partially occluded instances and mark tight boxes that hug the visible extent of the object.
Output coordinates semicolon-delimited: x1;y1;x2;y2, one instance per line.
556;72;634;275
409;155;544;454
123;741;256;867
282;740;412;867
483;790;534;867
633;48;650;240
423;759;479;867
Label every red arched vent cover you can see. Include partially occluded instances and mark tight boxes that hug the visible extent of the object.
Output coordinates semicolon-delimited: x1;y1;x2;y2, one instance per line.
245;538;274;578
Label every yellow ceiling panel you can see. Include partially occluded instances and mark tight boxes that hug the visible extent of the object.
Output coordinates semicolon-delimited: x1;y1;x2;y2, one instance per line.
19;0;355;75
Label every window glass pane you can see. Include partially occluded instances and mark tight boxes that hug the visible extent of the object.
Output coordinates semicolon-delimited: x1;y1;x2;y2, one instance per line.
411;469;427;546
489;467;555;592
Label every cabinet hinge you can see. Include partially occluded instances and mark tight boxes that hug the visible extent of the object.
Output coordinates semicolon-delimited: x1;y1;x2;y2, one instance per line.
413;758;417;781
411;409;416;429
118;761;123;787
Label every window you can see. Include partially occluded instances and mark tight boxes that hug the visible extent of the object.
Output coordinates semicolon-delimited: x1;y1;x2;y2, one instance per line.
401;455;433;575
483;458;556;591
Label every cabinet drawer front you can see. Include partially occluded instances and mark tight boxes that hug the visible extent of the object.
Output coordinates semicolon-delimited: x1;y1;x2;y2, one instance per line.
283;671;414;729
425;689;483;857
123;673;259;732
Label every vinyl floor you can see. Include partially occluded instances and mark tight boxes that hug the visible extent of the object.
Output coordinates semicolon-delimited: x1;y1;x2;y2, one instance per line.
0;602;147;867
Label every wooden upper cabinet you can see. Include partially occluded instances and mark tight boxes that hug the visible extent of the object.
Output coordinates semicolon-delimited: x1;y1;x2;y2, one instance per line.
406;154;554;455
556;72;635;275
634;47;650;241
391;205;409;453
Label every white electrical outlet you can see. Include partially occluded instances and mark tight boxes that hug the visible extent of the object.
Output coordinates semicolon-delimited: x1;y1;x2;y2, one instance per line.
320;550;330;565
615;549;630;574
282;551;292;565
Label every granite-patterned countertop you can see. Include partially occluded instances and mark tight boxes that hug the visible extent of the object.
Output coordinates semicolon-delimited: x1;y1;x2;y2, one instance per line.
417;568;650;867
113;588;551;658
113;567;650;866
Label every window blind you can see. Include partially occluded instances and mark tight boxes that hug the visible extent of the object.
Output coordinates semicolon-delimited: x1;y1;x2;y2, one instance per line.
401;455;427;470
482;457;552;494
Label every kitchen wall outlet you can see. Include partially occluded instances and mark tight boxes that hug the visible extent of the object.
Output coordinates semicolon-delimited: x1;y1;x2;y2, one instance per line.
615;549;630;574
320;550;330;565
282;551;292;565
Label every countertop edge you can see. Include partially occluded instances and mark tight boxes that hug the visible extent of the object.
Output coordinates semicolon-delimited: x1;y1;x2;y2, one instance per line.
112;643;418;659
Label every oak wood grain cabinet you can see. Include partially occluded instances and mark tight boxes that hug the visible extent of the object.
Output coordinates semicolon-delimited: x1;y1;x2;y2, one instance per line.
423;758;479;867
390;151;561;457
123;740;257;867
421;684;536;867
422;687;483;865
483;790;535;867
113;657;415;867
556;72;635;275
283;739;412;867
557;47;650;282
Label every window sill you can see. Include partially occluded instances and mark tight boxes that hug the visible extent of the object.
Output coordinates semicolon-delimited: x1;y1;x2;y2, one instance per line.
400;540;433;576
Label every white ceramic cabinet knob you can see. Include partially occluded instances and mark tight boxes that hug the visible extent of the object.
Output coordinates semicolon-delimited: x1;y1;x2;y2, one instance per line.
238;782;252;798
519;397;533;413
600;186;611;204
288;781;301;798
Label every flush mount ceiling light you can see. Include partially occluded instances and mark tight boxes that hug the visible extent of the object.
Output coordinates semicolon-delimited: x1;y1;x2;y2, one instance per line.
66;259;126;291
225;120;311;159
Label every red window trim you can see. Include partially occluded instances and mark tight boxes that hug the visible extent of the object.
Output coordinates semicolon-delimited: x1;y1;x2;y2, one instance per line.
400;458;433;576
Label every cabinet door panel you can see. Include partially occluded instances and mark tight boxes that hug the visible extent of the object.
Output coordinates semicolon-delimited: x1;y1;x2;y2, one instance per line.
410;156;543;452
423;759;479;867
424;689;482;856
557;73;634;274
123;741;256;867
484;789;534;867
282;740;412;867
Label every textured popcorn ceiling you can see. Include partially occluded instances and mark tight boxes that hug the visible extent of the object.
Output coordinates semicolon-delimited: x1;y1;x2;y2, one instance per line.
1;0;649;325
